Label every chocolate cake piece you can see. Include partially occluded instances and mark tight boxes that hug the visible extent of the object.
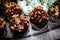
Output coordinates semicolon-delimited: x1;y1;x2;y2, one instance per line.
9;14;29;35
48;1;60;22
4;2;22;17
30;6;48;30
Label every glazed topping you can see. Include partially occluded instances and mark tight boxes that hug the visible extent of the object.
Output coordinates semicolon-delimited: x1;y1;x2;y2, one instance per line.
4;2;22;16
48;1;60;18
30;6;48;23
10;14;28;32
0;17;6;29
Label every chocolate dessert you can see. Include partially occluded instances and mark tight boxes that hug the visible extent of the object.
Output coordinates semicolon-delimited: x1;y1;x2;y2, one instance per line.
48;1;60;22
30;6;49;30
3;1;29;37
4;2;22;17
0;17;6;37
9;14;29;36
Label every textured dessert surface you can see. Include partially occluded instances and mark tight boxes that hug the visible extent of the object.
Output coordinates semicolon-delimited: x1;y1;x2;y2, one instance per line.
4;2;22;17
48;1;60;19
48;1;60;23
30;6;48;29
9;14;29;33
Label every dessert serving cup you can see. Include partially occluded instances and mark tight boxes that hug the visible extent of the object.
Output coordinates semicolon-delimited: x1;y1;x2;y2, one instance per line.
30;6;49;31
48;1;60;24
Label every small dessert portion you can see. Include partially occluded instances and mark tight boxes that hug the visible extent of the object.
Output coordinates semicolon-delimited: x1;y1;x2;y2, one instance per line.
3;2;29;36
9;14;29;35
48;1;60;22
30;6;48;30
0;17;6;37
4;2;22;17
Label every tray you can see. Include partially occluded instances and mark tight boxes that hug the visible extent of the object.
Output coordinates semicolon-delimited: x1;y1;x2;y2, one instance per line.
0;15;60;39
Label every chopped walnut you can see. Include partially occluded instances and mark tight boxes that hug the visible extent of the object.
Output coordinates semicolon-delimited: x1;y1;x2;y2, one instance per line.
18;25;24;30
15;18;21;24
12;14;19;18
10;26;15;30
54;12;59;17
